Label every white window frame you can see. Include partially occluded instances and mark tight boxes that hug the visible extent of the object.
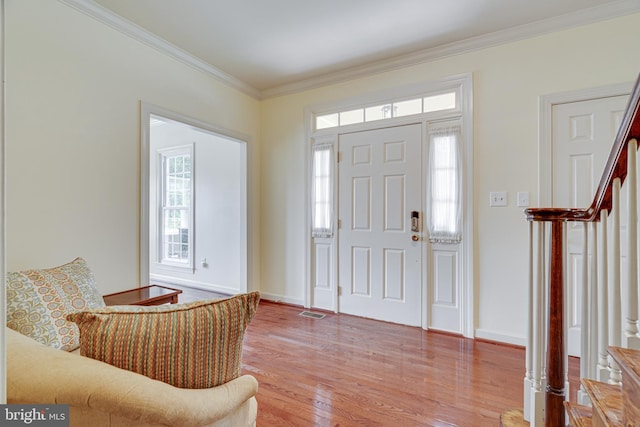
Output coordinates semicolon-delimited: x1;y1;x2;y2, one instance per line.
311;143;334;238
313;87;460;132
427;123;462;244
157;144;195;271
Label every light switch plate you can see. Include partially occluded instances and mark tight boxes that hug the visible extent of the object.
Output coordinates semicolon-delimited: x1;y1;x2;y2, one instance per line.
517;191;530;207
489;191;507;207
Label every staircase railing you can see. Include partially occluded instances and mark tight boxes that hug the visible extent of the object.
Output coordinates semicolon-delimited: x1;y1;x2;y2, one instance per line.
523;74;640;427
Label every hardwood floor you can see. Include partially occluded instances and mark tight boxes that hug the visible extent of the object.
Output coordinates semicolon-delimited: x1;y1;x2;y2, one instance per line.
172;286;579;426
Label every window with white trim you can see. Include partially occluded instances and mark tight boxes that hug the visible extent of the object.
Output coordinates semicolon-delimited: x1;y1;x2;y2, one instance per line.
158;145;194;268
311;143;334;237
315;91;456;130
427;125;462;243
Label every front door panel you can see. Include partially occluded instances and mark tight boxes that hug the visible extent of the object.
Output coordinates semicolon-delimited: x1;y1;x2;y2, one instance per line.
338;124;422;326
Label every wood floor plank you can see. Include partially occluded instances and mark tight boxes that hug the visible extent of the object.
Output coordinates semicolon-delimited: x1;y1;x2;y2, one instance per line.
243;301;528;426
174;287;579;426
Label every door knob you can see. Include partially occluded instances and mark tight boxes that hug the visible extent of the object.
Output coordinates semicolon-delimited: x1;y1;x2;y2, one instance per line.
411;235;420;242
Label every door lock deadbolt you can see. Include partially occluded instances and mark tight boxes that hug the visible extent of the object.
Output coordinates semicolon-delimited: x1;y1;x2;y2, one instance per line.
411;211;420;232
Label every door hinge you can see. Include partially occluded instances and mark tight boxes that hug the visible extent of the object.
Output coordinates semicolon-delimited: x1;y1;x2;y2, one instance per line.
337;151;342;163
338;219;342;229
338;286;342;296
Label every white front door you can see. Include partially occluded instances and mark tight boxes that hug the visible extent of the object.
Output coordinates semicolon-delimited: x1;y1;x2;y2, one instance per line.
552;94;628;356
338;124;422;326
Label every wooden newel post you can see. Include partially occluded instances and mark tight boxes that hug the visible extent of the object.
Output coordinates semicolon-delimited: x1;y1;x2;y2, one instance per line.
546;220;565;426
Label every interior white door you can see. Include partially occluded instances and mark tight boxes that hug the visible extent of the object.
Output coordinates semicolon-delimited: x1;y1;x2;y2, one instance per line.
552;95;628;356
338;124;422;326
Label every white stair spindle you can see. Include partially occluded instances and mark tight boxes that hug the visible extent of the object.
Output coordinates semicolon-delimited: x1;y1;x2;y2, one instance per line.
563;224;570;404
627;139;640;349
529;221;545;427
598;209;610;383
577;223;590;405
541;222;548;390
524;222;534;421
589;222;599;381
609;178;622;384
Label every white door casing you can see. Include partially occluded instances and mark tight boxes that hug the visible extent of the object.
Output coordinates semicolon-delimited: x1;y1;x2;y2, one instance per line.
338;124;422;326
140;103;252;295
307;74;474;337
551;94;629;357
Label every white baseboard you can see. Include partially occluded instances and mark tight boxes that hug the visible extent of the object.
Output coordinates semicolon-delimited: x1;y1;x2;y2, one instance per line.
259;292;305;307
150;275;237;296
474;328;526;347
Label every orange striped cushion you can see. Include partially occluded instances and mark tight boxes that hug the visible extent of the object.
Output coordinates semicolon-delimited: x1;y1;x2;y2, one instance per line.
67;291;260;389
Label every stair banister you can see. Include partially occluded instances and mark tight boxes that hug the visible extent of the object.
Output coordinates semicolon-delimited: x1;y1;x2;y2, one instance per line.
521;73;640;427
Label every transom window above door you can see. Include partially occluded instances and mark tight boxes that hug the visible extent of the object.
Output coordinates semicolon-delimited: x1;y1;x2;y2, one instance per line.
315;91;456;130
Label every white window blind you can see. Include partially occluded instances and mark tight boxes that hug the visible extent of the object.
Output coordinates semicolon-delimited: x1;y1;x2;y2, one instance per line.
311;144;334;238
427;126;462;243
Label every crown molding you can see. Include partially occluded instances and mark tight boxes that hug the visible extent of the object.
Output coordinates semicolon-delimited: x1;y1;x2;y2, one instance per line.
59;0;640;100
262;0;640;98
58;0;262;99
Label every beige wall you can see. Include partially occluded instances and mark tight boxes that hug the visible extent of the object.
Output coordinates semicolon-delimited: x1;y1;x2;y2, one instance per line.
259;13;640;342
5;0;261;294
6;0;640;343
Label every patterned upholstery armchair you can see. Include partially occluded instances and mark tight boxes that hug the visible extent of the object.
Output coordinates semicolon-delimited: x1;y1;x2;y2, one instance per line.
5;258;259;427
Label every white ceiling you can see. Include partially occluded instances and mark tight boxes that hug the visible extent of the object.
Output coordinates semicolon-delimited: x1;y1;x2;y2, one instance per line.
82;0;640;97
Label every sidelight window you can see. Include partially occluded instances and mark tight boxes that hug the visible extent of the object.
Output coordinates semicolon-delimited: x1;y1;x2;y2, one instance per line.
311;144;334;238
427;125;462;243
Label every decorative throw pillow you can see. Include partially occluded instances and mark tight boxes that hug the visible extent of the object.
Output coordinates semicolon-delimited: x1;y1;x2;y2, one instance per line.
6;257;106;352
67;291;260;389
